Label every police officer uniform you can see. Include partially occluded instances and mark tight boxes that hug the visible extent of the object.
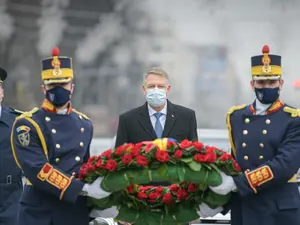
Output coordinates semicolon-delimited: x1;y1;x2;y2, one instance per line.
0;67;23;225
226;45;300;225
11;49;94;225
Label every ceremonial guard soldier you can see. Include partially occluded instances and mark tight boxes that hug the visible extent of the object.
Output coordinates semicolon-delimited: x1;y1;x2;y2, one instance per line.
11;47;112;225
0;67;23;225
199;45;300;225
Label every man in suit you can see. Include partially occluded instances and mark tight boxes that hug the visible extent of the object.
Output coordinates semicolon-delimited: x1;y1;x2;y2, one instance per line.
115;67;198;147
115;67;197;225
0;67;24;225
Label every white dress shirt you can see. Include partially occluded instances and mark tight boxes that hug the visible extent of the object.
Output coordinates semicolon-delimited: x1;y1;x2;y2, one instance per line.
0;104;2;118
255;99;272;115
148;102;167;130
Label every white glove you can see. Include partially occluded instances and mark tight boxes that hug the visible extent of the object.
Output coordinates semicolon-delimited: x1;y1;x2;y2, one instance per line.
82;177;111;199
198;202;224;218
209;171;236;195
89;206;119;218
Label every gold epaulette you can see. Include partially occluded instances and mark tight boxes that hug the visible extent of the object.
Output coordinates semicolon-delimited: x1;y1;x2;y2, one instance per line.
18;107;39;119
227;104;247;115
283;106;300;117
72;109;90;120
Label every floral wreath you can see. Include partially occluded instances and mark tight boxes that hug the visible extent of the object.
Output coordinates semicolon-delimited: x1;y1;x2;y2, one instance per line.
79;138;241;225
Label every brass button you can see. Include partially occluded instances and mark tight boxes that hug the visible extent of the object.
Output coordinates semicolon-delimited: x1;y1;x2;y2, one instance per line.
262;130;267;135
265;119;271;124
80;142;84;147
81;127;84;133
242;143;247;148
55;158;60;163
72;172;76;176
56;144;60;149
52;129;56;134
243;130;248;135
45;117;51;122
244;155;249;160
259;155;264;160
259;143;264;148
245;118;250;123
75;156;81;162
79;115;83;120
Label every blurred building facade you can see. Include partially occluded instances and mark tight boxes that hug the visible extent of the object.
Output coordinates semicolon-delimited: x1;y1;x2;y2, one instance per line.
1;0;300;137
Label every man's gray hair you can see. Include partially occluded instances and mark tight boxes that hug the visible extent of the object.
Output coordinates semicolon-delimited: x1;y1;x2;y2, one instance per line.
143;67;170;85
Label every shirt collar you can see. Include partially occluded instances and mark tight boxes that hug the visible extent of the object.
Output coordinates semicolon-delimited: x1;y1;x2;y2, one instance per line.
255;99;272;115
148;101;167;117
0;104;1;118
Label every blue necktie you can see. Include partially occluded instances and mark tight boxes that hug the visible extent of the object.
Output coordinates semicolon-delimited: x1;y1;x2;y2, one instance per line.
154;112;163;138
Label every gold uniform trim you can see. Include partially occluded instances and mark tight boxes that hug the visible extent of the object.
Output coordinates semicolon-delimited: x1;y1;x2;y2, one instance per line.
283;106;300;117
226;104;246;157
72;109;90;120
42;68;73;81
251;65;282;76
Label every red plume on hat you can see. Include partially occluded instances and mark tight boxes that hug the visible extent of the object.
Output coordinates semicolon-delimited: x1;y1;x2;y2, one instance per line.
262;45;270;54
52;47;60;57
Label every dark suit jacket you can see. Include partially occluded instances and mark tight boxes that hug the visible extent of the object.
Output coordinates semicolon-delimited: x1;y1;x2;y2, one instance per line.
115;101;198;147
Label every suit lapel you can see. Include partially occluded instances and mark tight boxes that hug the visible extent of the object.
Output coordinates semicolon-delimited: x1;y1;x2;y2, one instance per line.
162;101;176;137
138;103;157;139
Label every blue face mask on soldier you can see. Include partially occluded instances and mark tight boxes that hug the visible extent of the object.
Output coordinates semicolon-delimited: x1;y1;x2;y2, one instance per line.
45;86;71;107
255;87;280;104
146;88;167;107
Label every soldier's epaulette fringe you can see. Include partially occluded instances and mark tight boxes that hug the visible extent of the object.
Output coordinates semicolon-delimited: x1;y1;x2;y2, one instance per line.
73;109;90;120
227;104;247;115
18;107;39;119
283;106;300;117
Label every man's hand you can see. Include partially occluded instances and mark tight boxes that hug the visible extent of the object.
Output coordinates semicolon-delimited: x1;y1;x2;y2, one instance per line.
81;177;111;199
198;202;224;218
209;171;236;195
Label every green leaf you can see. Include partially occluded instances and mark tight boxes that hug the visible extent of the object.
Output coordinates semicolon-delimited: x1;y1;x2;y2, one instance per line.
180;157;193;163
210;164;221;173
157;164;167;176
188;161;202;171
202;164;212;170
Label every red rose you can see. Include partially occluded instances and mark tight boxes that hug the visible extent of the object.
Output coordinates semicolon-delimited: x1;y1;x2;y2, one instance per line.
122;154;133;165
114;146;125;156
88;156;97;164
162;193;173;205
179;139;193;149
176;188;188;200
145;144;155;153
206;151;217;163
193;153;207;162
105;159;118;172
135;142;144;149
174;150;183;159
188;184;198;192
87;163;96;172
79;165;88;179
155;151;170;162
136;155;149;166
234;161;241;171
137;192;148;200
193;142;204;151
167;140;177;148
206;146;219;153
130;147;141;157
156;186;163;193
219;153;231;162
96;159;104;168
170;184;179;191
127;184;135;193
149;192;160;200
101;149;112;159
139;186;152;192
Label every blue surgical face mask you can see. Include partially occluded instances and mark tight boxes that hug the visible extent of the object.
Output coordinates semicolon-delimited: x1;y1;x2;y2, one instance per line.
146;88;167;107
46;86;71;107
255;87;280;104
